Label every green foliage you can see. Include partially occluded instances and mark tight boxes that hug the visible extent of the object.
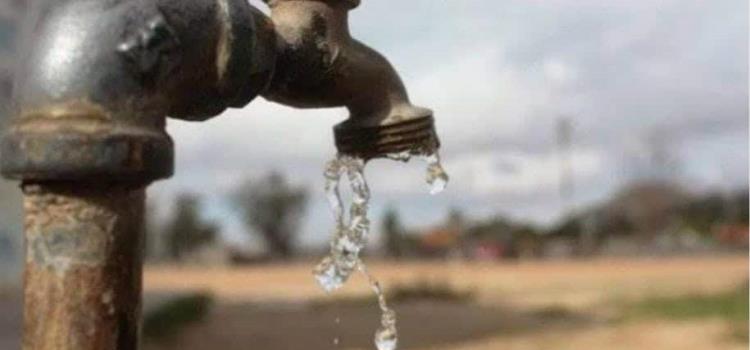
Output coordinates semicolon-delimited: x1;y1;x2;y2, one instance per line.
624;284;749;342
679;193;730;234
466;216;543;258
382;207;405;258
388;280;475;303
165;194;219;261
143;293;214;342
628;289;748;321
467;217;516;242
233;172;308;259
532;305;575;320
310;280;475;308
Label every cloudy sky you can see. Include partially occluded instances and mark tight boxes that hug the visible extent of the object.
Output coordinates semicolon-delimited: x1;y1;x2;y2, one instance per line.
139;0;749;249
2;0;746;274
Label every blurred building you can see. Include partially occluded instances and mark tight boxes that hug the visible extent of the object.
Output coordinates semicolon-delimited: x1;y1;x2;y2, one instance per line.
419;227;461;258
545;181;747;257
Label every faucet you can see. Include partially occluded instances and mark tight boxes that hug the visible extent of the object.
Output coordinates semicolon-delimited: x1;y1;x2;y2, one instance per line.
0;0;440;348
261;0;439;159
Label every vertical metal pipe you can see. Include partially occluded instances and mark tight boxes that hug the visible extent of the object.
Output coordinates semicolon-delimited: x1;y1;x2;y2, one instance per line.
21;183;145;350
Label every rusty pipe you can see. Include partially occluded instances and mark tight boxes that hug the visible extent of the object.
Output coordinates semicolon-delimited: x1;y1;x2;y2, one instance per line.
22;183;144;350
3;0;275;349
261;0;440;159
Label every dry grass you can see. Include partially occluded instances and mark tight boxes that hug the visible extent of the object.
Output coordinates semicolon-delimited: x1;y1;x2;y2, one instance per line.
145;255;747;306
143;254;748;350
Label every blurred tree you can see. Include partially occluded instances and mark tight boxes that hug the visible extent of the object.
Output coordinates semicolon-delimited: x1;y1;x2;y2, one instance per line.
446;208;465;231
165;194;218;261
736;190;749;224
381;207;405;258
511;226;542;259
678;189;750;234
144;200;167;262
143;200;157;260
611;181;687;240
233;172;308;259
467;216;543;259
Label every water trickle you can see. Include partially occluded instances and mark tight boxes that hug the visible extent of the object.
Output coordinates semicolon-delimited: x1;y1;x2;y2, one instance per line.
359;263;398;350
314;155;370;292
314;151;449;350
424;153;449;195
386;150;412;163
333;317;341;346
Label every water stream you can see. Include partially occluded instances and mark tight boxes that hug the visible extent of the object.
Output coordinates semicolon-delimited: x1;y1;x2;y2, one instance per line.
313;152;449;350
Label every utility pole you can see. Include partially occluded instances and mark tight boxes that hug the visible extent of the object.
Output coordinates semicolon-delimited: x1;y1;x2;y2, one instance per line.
557;117;595;255
556;117;574;214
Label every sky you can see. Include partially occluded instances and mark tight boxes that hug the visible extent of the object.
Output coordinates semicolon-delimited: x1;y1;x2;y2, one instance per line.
145;0;750;249
2;0;749;251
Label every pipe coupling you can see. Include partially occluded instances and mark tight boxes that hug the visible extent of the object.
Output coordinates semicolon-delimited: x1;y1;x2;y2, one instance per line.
1;0;276;184
334;116;440;160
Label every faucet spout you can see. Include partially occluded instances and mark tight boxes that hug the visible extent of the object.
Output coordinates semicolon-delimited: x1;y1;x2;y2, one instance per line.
262;0;440;159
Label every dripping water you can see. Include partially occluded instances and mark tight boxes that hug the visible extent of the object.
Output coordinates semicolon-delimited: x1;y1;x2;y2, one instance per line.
314;151;449;350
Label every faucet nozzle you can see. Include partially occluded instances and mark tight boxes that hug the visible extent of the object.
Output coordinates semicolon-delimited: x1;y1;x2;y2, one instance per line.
334;116;440;160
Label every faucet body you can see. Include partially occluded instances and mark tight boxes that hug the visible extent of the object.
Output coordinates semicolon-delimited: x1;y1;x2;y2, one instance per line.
3;0;439;184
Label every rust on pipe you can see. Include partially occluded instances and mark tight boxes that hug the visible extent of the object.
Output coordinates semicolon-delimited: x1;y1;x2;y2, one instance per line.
22;183;145;350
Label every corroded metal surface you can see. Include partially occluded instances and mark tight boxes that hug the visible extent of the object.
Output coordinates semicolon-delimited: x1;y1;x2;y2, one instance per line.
2;0;276;183
22;184;145;350
262;0;441;159
334;116;440;160
3;0;442;177
0;105;173;183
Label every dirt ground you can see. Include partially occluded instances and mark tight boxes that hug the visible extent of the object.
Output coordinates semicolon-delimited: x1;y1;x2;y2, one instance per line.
143;254;748;350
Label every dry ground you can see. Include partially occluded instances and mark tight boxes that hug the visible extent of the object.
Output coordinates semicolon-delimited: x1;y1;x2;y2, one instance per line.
145;255;748;308
143;254;748;350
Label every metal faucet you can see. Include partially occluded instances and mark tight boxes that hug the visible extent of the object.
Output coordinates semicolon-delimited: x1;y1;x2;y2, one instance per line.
0;0;441;348
261;0;439;158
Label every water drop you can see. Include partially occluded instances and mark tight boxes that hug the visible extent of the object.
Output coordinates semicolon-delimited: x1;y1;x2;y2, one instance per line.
313;256;347;293
359;263;398;350
374;326;398;350
424;153;449;195
387;151;412;162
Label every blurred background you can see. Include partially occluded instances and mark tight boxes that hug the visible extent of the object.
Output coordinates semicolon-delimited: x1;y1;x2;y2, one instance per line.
0;0;748;349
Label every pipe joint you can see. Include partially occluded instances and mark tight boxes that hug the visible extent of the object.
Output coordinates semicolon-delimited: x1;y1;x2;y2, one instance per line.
1;0;276;184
